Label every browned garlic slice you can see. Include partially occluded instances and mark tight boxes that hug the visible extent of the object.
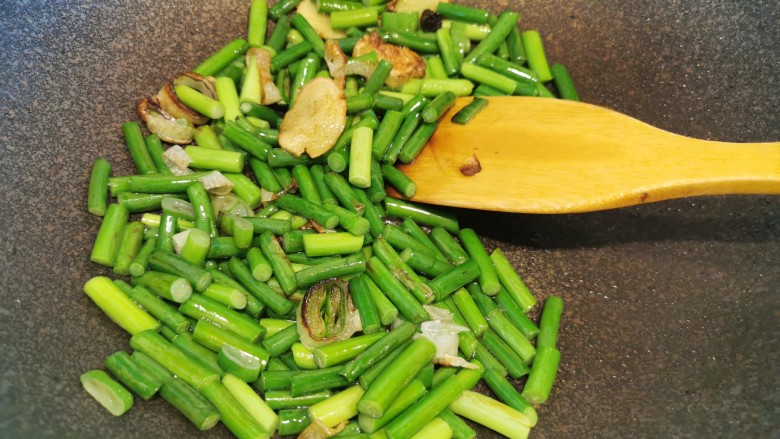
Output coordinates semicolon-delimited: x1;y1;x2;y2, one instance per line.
278;77;347;158
247;48;282;105
353;31;426;89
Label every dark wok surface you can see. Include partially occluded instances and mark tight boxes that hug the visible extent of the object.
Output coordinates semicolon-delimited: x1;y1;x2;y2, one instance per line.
1;1;778;438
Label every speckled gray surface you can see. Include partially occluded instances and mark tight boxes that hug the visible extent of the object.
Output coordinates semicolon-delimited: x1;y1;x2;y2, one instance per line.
1;1;778;438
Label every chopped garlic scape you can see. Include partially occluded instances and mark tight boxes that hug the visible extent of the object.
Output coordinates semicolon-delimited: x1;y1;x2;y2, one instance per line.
162;145;194;175
417;305;479;369
199;171;234;195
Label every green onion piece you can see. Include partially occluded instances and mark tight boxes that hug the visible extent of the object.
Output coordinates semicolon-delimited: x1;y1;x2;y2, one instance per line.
160;377;221;431
482;369;537;425
385;198;458;233
174;84;225;119
149;249;212;292
421;91;456;123
222;121;272;160
324;172;365;214
193;38;248;76
372;110;404;161
383;112;421;165
481;329;530;379
269;0;303;19
428;227;468;265
347;275;382;335
489;247;537;310
144;134;171;175
384;31;439;53
398;121;438;163
486;309;535;364
180;294;264;342
451;288;488;337
410;417;452;439
170;331;224;378
87;158;111;216
381;164;417;198
308;385;365;428
261;323;300;358
229;255;295;315
520;30;553;82
290;52;321;106
366;257;429;323
80;370;134;416
223;373;280;433
551;63;579;101
420;78;474;97
247;0;268;47
291;14;326;57
113;221;146;276
191;320;270;371
331;7;380;29
104;350;163;401
265;389;332;410
463;11;519;64
244;247;272;282
425;56;448;79
357;377;426;433
84;276;160;335
215;77;242;123
460;63;517;95
437;3;489;24
199;379;269;439
122;122;157;175
131;351;173;384
358;338;436;418
290;366;351;397
537;295;564;349
292;164;322;205
494;287;539;338
124;283;190;333
449;390;532;438
342;321;415;381
457;228;499;294
131;270;192;303
451;97;488;125
364;59;394;95
295;252;366;287
313;332;386;368
349;126;374;188
400;247;452;278
322;204;371;236
303;232;365;257
130;330;219;390
435;29;460;76
291;342;317;370
90;203;129;267
384;368;482;439
276;194;339;229
278;409;311;436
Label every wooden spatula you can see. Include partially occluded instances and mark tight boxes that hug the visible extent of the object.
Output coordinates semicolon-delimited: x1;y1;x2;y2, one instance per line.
395;97;780;213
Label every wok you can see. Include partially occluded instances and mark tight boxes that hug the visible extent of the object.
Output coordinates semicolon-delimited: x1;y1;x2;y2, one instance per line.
1;0;778;438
